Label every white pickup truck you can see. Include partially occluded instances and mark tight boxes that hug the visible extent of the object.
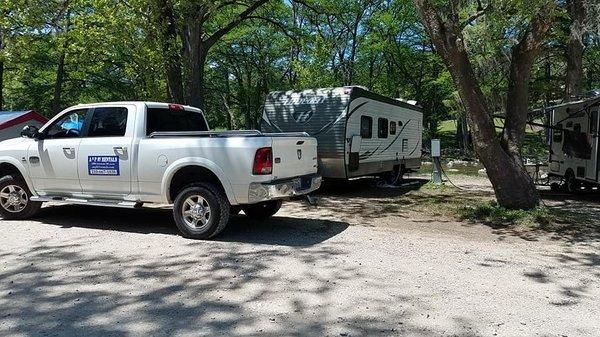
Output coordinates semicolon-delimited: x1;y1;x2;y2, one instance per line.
0;102;321;239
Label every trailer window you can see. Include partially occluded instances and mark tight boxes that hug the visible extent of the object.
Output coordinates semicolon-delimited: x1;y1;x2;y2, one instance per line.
360;116;372;138
553;124;563;143
390;121;397;135
146;108;209;135
378;118;388;138
398;121;403;127
590;111;598;135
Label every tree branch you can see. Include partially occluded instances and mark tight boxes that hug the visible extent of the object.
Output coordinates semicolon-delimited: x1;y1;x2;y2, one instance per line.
460;2;492;29
203;0;269;50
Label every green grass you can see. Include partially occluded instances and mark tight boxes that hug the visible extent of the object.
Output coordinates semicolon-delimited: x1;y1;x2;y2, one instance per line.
457;201;557;227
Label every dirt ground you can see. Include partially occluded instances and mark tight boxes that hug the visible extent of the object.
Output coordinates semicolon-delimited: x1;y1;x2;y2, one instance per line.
0;175;598;336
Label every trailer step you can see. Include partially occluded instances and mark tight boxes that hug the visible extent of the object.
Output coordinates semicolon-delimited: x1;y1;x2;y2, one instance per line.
30;196;142;209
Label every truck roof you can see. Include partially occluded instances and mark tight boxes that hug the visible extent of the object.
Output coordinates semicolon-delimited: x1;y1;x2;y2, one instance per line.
73;101;203;112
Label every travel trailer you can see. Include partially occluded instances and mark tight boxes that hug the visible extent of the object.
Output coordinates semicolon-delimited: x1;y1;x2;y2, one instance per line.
260;86;423;181
548;92;600;191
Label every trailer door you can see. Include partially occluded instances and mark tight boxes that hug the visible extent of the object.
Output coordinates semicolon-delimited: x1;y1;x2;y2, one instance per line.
586;110;599;181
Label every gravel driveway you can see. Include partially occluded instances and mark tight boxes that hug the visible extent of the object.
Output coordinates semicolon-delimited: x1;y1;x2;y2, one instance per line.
0;182;598;337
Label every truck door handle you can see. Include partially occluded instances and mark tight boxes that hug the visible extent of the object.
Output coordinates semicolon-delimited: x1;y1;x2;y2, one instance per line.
113;146;127;156
62;147;75;153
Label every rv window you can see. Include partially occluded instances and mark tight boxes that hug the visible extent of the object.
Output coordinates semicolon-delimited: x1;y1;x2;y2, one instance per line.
553;124;563;143
360;116;372;138
378;118;388;138
390;121;397;135
591;111;598;135
402;139;408;152
398;121;403;127
574;123;582;133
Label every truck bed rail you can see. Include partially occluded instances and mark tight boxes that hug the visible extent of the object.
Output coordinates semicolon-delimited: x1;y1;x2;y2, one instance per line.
148;130;310;138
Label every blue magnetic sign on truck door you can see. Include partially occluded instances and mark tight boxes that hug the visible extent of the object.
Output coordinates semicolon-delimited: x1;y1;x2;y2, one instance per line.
88;156;120;176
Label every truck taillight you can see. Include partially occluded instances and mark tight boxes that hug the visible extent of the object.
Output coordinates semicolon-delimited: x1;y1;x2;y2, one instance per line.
169;103;184;110
253;147;273;175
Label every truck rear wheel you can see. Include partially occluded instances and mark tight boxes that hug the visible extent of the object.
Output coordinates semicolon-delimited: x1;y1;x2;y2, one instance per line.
0;175;42;220
173;183;229;239
242;200;282;220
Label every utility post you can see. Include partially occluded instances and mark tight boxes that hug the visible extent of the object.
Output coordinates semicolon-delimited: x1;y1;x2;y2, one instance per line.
431;139;442;185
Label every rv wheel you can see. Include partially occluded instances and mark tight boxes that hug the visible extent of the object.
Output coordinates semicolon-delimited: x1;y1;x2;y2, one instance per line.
564;172;579;194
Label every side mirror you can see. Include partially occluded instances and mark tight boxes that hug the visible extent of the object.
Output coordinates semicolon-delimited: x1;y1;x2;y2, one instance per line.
21;125;40;139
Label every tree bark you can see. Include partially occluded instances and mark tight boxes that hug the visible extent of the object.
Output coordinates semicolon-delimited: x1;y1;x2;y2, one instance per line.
156;0;184;103
0;59;4;111
503;5;554;163
564;0;586;101
412;0;549;209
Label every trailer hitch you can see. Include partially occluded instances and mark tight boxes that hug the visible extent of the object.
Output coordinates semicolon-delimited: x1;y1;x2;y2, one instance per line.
304;194;318;206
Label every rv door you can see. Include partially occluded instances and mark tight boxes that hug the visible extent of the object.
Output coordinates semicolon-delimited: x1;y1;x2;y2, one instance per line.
586;110;599;181
348;135;361;171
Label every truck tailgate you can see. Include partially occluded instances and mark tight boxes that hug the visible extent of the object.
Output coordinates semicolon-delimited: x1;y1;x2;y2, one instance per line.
271;137;318;179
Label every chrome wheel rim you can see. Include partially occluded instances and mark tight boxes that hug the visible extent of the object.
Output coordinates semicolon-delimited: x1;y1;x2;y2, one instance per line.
182;195;212;230
0;185;28;213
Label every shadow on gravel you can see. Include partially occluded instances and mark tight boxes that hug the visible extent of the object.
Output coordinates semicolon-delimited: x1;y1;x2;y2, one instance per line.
317;177;429;199
30;205;348;247
0;236;468;337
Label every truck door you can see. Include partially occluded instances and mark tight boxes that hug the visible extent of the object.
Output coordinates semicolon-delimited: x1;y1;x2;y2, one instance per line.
586;110;599;181
77;106;134;198
27;109;88;195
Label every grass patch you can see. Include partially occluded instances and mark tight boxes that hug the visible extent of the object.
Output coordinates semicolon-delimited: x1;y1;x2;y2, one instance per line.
457;201;557;227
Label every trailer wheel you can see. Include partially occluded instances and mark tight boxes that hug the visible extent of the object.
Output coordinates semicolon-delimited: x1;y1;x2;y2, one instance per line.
564;171;579;194
242;200;282;220
172;183;229;239
0;175;42;220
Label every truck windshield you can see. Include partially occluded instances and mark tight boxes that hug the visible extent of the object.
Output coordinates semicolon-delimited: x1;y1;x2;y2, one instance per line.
146;108;209;135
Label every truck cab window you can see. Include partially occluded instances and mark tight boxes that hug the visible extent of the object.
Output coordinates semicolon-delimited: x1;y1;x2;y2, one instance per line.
360;116;372;139
87;107;128;137
146;108;209;135
44;109;88;139
378;118;388;138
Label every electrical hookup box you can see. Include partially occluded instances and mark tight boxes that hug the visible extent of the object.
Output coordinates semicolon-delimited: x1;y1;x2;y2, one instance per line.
431;139;441;158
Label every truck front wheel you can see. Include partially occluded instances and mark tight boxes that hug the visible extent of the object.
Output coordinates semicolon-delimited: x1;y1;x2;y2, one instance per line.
173;183;230;239
242;200;282;220
0;175;42;220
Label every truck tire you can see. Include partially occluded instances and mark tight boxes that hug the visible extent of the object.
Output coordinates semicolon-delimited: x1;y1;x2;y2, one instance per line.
172;183;230;239
242;200;282;220
0;175;42;220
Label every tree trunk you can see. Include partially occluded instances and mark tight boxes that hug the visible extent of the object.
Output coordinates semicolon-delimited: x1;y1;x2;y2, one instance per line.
456;115;471;157
412;0;548;209
52;49;66;114
564;0;586;101
182;21;206;110
0;27;4;111
156;0;184;103
0;58;4;111
222;67;234;130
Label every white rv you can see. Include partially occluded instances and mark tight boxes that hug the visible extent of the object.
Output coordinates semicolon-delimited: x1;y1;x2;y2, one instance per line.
548;93;600;191
260;86;423;181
